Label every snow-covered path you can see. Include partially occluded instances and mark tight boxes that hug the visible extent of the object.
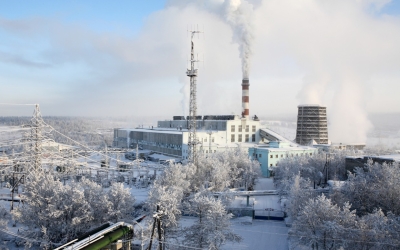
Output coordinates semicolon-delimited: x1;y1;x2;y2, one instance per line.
224;219;289;250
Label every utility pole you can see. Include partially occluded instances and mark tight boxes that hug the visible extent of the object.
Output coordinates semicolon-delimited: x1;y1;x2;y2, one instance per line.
324;153;331;185
10;171;25;211
186;28;202;165
206;127;214;154
147;205;164;250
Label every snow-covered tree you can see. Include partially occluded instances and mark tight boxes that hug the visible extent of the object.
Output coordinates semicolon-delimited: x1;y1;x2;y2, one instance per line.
79;177;112;224
342;161;400;216
13;170;92;244
215;147;261;190
289;195;357;250
147;163;193;245
286;174;316;219
13;170;136;245
183;194;241;250
107;182;135;222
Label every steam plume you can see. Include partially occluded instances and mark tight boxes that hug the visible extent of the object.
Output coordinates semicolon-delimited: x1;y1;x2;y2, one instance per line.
170;0;255;78
221;0;255;78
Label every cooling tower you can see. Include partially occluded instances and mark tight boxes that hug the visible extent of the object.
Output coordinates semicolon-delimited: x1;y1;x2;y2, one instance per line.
295;105;329;145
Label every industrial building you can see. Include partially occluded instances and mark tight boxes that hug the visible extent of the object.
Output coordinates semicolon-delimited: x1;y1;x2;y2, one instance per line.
345;154;400;173
114;115;262;159
114;118;318;178
295;105;329;145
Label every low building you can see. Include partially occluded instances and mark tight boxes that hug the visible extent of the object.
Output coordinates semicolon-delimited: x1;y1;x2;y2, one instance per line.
345;154;400;173
249;142;317;177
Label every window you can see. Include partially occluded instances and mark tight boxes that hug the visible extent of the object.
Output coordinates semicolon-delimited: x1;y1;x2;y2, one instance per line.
310;153;312;156
259;154;262;158
245;134;249;142
281;154;283;158
270;164;273;167
252;125;256;132
245;125;249;132
206;150;208;153
231;134;235;142
270;155;273;158
204;138;207;142
238;125;242;132
252;134;256;142
231;125;235;132
276;155;278;158
238;134;242;142
212;137;214;142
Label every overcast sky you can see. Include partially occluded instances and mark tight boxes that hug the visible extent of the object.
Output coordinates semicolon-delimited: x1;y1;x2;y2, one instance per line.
1;0;400;143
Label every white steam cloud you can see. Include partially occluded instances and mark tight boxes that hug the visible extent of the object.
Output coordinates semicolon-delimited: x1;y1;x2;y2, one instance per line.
169;0;255;78
221;0;255;78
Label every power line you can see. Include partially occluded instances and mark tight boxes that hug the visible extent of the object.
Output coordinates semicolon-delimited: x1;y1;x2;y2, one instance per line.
0;103;37;106
0;228;49;244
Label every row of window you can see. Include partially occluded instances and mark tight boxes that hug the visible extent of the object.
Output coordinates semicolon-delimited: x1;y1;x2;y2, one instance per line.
231;134;256;142
252;152;313;159
202;137;214;143
269;152;313;158
231;125;256;133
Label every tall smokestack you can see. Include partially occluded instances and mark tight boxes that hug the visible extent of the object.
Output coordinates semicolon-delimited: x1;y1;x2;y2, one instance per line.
242;78;249;119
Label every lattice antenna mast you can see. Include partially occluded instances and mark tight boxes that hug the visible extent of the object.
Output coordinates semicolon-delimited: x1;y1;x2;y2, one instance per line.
186;29;201;165
30;104;44;170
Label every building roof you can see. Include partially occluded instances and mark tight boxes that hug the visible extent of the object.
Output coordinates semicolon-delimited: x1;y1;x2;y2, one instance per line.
370;154;400;162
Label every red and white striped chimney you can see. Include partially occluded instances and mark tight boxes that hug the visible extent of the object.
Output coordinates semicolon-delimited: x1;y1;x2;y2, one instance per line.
242;78;249;119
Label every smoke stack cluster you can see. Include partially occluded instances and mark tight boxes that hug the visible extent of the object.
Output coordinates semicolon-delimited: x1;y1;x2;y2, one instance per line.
242;78;249;119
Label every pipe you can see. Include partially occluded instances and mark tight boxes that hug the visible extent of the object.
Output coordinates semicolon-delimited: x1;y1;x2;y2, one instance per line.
81;226;131;250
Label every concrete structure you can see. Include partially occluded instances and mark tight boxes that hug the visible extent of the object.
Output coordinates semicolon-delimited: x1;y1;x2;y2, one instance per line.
113;115;262;159
295;105;329;145
249;142;317;177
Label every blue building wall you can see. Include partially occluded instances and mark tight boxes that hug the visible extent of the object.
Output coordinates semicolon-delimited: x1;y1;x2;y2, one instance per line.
249;143;317;177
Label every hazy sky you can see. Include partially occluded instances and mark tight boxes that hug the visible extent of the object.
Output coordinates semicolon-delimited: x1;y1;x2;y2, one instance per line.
1;0;400;143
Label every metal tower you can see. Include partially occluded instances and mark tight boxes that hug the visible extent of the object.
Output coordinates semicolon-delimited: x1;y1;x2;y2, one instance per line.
186;30;201;164
30;104;45;170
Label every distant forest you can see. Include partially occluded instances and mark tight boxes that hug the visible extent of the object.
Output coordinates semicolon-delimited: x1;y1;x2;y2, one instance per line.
0;116;116;148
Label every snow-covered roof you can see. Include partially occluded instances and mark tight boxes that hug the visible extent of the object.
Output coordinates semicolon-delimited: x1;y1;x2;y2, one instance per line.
119;128;184;134
371;154;400;162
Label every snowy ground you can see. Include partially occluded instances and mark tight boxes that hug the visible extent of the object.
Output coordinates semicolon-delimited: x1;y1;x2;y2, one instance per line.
178;216;289;250
255;177;276;190
226;219;289;250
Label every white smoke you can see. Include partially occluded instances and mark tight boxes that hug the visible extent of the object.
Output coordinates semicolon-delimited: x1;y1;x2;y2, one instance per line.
221;0;255;78
168;0;255;78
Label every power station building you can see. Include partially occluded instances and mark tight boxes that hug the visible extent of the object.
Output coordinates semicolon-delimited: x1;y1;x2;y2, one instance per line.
113;115;262;160
113;116;317;177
